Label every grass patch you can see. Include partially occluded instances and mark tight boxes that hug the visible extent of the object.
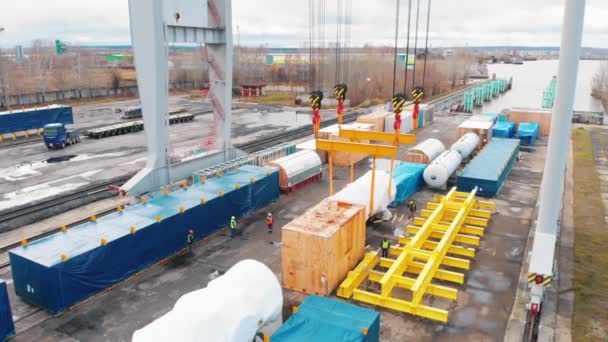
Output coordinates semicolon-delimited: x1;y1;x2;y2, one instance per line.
571;127;608;341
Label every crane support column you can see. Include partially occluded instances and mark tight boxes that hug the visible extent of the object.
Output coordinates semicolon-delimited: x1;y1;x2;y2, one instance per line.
123;0;233;197
527;0;585;317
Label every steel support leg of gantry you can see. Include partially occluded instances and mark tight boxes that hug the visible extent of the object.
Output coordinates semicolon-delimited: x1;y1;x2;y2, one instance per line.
123;0;234;197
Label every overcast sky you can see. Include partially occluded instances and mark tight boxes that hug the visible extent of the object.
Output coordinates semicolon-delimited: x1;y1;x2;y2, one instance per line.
0;0;606;48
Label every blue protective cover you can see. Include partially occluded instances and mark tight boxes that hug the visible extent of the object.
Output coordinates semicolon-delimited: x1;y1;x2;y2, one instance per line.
516;122;540;145
9;165;279;314
457;138;520;197
492;121;516;138
0;105;74;134
390;162;427;207
0;280;14;342
272;295;380;342
497;114;507;122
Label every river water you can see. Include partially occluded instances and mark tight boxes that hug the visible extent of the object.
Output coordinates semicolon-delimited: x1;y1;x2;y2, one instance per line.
484;59;605;113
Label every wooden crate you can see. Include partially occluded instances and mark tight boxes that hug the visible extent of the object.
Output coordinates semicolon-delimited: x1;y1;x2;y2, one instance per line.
507;108;552;136
355;112;390;132
457;120;493;149
402;150;432;164
282;199;367;296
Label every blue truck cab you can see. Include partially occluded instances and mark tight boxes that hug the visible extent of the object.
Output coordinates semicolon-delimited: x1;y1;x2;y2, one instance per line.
43;123;80;149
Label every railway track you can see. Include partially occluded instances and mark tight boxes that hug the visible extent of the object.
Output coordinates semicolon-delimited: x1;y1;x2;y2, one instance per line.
0;175;132;240
236;110;365;153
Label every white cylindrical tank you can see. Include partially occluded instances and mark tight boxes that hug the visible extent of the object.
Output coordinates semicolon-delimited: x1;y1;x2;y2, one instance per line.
331;170;397;218
450;132;480;159
423;150;463;188
132;260;283;342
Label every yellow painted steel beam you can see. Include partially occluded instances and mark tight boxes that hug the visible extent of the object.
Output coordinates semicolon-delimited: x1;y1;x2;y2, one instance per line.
315;139;398;157
380;255;465;284
337;252;378;298
427;202;492;219
410;189;478;306
407;226;480;247
408;249;471;270
420;209;489;227
379;188;457;296
338;128;416;145
430;223;485;237
352;289;449;323
433;194;496;211
398;236;476;258
368;270;458;300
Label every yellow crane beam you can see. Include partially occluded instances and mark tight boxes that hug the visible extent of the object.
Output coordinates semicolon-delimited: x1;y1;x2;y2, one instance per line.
315;139;398;157
338;128;416;145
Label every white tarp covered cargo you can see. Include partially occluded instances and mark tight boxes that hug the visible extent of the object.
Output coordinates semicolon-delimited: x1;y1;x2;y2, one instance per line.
132;259;283;342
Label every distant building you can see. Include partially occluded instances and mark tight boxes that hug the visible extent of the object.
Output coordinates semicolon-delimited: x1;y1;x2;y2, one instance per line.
240;84;266;97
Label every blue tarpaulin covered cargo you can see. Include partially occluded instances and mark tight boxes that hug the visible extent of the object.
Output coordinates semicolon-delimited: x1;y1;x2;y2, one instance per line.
9;165;279;314
0;104;74;134
389;162;427;207
492;121;516;138
0;280;14;342
457;138;520;197
271;295;380;342
516;122;540;145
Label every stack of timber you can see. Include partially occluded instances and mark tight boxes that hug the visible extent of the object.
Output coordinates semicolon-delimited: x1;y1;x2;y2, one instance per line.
507;108;551;135
319;123;375;166
282;199;367;296
402;138;445;164
457;119;493;149
457;138;520;197
355;112;390;132
296;139;327;164
268;150;322;192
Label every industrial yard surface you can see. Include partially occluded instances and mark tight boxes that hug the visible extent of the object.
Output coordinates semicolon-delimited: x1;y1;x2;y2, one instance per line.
0;113;553;341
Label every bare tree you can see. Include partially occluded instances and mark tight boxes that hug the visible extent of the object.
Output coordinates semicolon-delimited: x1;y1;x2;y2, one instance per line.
591;62;608;100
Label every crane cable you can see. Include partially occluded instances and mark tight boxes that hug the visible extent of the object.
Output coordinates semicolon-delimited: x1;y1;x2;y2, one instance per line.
391;0;401;97
421;0;432;93
402;0;413;94
411;0;421;89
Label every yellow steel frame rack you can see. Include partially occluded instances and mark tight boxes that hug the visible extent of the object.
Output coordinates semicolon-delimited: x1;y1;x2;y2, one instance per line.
337;187;495;322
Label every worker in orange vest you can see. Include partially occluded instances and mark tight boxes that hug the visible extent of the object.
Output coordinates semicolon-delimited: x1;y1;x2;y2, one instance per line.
266;213;274;234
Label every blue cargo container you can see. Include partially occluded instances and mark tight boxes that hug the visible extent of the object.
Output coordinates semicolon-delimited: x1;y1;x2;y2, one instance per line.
516;122;540;145
0;280;14;342
390;162;427;207
457;138;520;197
271;295;380;342
9;165;279;314
0;104;74;134
492;121;516;138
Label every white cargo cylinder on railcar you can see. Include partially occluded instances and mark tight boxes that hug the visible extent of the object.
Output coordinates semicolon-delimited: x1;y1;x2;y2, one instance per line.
450;132;480;159
423;150;462;188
